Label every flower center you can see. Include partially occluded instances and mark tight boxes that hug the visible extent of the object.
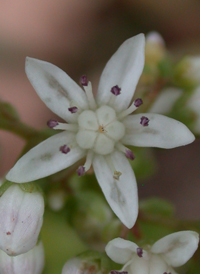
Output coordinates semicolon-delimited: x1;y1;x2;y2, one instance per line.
75;105;125;155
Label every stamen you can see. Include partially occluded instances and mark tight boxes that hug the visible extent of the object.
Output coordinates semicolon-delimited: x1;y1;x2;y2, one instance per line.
118;98;143;120
110;271;128;274
136;247;143;258
53;122;78;132
47;119;59;128
125;149;135;160
80;75;88;86
59;145;70;154
77;166;85;176
111;85;121;96
68;106;78;113
77;150;94;176
83;81;97;110
116;143;135;160
106;155;122;181
99;125;107;133
113;171;122;180
140;116;149;127
134;98;143;107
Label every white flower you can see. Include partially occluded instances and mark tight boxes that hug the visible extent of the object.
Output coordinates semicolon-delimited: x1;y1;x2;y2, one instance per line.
182;56;200;85
187;85;200;134
105;231;199;274
6;34;194;228
149;87;182;115
0;184;44;256
0;241;45;274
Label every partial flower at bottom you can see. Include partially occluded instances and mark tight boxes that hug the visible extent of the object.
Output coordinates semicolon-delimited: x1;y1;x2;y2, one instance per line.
6;34;195;229
105;231;199;274
0;183;44;256
0;241;45;274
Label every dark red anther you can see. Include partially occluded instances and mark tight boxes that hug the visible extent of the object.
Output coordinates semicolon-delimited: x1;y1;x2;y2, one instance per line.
80;75;88;86
140;116;149;127
59;145;70;154
137;247;143;258
111;85;121;96
125;149;135;160
134;98;143;107
68;106;78;113
47;119;59;128
77;166;85;176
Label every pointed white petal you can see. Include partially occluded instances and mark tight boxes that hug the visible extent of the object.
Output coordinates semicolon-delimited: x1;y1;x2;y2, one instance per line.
122;113;195;148
93;151;138;228
96;34;145;112
151;231;199;267
6;132;86;183
149;255;168;274
25;57;88;122
105;238;138;264
149;88;182;114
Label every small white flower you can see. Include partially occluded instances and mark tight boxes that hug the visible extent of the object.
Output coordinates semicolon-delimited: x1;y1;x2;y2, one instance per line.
182;56;200;85
0;241;45;274
6;34;194;228
0;184;44;256
105;231;199;274
149;87;182;115
187;85;200;134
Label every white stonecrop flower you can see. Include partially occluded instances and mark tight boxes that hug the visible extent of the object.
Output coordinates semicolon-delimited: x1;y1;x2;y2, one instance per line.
187;86;200;134
6;34;195;228
0;241;45;274
149;87;182;115
0;184;44;256
106;231;199;274
183;56;200;85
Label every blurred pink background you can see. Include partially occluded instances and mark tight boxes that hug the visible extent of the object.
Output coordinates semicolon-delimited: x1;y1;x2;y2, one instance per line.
0;0;200;218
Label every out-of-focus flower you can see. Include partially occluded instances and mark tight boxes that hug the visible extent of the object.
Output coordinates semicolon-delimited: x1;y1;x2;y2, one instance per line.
180;56;200;86
149;87;182;115
0;182;44;256
48;189;66;211
0;241;45;274
145;31;166;65
187;86;200;134
106;231;199;274
140;31;167;85
61;253;107;274
6;34;195;229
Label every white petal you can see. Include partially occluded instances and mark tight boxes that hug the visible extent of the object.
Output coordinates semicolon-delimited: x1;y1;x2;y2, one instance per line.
149;88;182;114
25;57;88;122
149;255;168;274
122;113;195;148
129;256;149;274
105;238;138;264
93;151;138;228
62;258;82;274
151;231;199;267
96;34;145;112
6;132;86;183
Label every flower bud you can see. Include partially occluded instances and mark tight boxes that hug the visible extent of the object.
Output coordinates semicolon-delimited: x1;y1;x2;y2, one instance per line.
0;241;45;274
48;190;66;211
0;182;44;256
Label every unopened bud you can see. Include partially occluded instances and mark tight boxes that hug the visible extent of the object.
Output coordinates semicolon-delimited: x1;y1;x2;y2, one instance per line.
62;256;101;274
0;183;44;256
0;241;45;274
